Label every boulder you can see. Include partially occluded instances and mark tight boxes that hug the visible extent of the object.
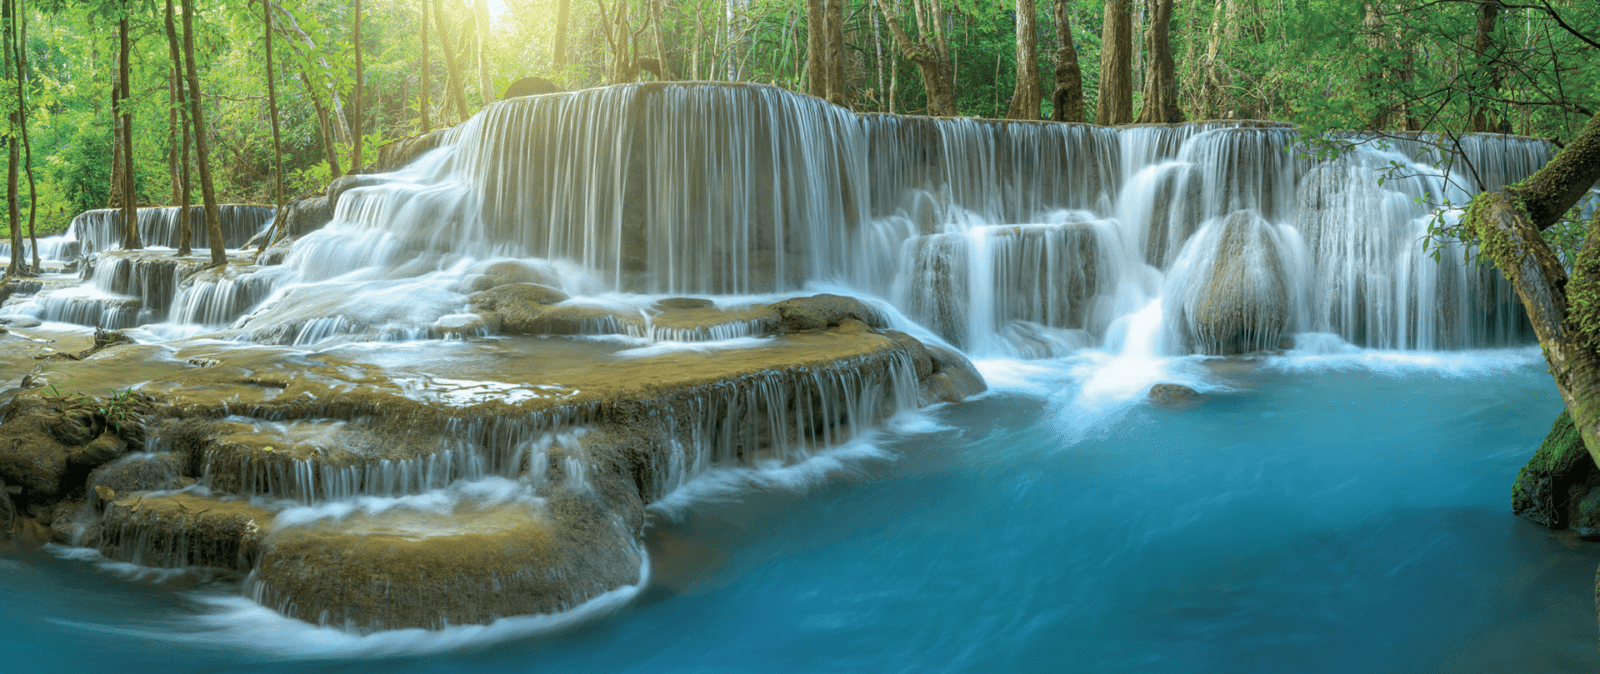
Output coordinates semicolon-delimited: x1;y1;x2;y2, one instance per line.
0;478;14;540
87;452;189;502
502;77;563;99
282;195;333;237
1148;383;1200;407
923;344;987;402
370;129;452;172
1513;409;1599;530
500;304;644;337
0;404;73;496
258;235;297;266
1177;210;1289;355
68;432;128;468
770;294;889;333
481;260;561;288
469;282;571;311
0;316;42;328
327;175;393;214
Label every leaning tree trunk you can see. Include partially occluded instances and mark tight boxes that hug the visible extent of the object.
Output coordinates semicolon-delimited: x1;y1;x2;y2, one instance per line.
871;0;956;116
474;0;492;105
1005;0;1041;120
553;0;570;69
1464;112;1600;465
1096;0;1132;124
182;0;225;266
1050;0;1083;122
261;0;285;254
434;0;470;122
163;0;192;256
118;9;142;250
1133;0;1182;123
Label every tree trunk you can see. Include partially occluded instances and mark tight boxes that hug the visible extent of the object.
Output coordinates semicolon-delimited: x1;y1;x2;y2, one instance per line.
420;0;431;131
19;0;34;271
434;0;470;121
182;0;224;266
262;0;285;254
474;0;492;105
806;0;826;96
554;0;570;69
1049;0;1083;122
825;0;847;105
872;0;956;116
1096;0;1132;124
1470;0;1508;133
275;5;351;146
1006;0;1040;120
4;0;17;276
299;70;342;179
351;0;364;173
1465;112;1600;469
1133;0;1182;123
163;0;193;256
118;10;141;250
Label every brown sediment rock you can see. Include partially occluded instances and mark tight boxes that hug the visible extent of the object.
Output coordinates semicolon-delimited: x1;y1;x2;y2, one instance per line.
98;491;275;571
770;294;889;333
0;402;72;496
481;260;561;289
1148;383;1200;408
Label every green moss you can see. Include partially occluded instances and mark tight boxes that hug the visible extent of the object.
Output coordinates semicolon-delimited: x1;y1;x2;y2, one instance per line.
1511;409;1595;528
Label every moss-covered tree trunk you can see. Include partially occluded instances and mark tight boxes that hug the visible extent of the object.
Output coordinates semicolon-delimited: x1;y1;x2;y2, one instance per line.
434;0;470;122
1096;0;1132;125
1133;0;1182;124
1466;112;1600;466
18;0;33;272
1049;0;1084;123
117;10;141;251
872;0;956;116
1006;0;1040;120
806;0;827;97
825;0;848;105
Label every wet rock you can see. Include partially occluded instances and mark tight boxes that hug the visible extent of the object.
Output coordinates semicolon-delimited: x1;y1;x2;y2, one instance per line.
770;294;889;333
0;478;14;540
327;175;393;214
87;452;189;502
923;344;986;402
68;432;128;468
254;490;642;631
432;314;493;339
1513;409;1598;529
501;304;645;337
0;404;73;495
882;330;934;379
49;499;88;544
371;129;452;172
656;297;715;309
502;77;563;99
258;235;297;266
282;195;333;237
481;260;561;288
1148;383;1200;407
1175;210;1288;355
469;282;571;311
99;492;275;570
52;408;102;446
0;316;42;328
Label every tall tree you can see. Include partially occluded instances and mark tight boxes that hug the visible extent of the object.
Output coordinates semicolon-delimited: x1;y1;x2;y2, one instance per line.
17;0;34;271
872;0;957;116
420;0;430;132
117;2;141;250
1133;0;1182;123
163;0;192;256
1006;0;1041;120
1096;0;1132;124
474;0;492;105
434;0;469;121
182;0;225;266
262;0;284;253
351;0;364;173
3;0;18;276
825;0;847;105
806;0;826;97
1050;0;1083;122
553;0;570;69
1469;0;1509;133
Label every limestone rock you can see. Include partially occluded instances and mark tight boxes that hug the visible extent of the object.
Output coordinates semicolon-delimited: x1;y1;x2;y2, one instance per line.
69;432;128;468
469;283;571;311
502;77;563;99
1149;383;1200;407
0;478;14;540
87;452;189;502
1177;210;1289;355
258;235;297;266
432;314;493;339
882;330;934;379
656;297;715;309
481;260;561;288
923;344;987;402
283;195;333;237
1512;409;1596;529
770;294;889;333
327;175;392;214
371;129;452;172
98;492;274;570
0;316;42;329
0;404;73;495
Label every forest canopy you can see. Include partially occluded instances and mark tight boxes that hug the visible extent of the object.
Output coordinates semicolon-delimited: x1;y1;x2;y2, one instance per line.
0;0;1593;239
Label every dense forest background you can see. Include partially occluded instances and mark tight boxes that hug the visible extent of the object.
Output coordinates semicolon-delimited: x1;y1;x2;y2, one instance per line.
0;0;1595;238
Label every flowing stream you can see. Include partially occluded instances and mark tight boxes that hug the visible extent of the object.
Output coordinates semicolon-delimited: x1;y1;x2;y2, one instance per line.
0;83;1594;668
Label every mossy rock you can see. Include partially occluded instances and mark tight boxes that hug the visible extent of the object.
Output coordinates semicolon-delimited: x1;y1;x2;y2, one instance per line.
1184;210;1289;355
770;294;889;333
98;492;275;570
481;260;561;289
1511;409;1596;529
0;402;73;496
469;282;572;312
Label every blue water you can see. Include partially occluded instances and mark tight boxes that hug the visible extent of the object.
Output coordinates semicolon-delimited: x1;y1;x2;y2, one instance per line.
2;348;1595;673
